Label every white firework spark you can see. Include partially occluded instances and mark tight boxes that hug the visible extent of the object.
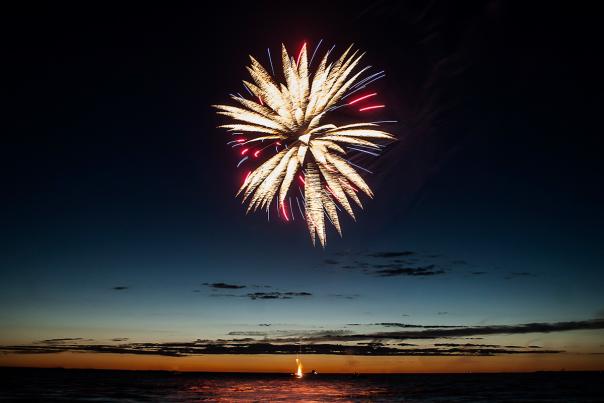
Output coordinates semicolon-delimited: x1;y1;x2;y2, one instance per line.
214;42;395;246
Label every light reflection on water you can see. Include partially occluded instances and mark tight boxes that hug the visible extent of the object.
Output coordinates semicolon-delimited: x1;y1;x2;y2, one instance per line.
2;368;603;402
183;377;386;402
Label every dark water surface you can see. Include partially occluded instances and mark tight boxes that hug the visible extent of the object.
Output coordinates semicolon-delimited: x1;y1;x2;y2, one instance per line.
1;368;602;402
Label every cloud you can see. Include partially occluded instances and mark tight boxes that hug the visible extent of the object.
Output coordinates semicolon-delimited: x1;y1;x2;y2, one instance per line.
0;340;561;357
203;282;246;289
221;319;604;344
246;292;312;300
227;329;353;338
227;331;271;337
200;282;309;300
112;286;128;290
219;319;604;344
328;250;454;278
435;343;502;348
349;323;463;329
281;319;604;342
373;265;446;277
470;271;486;275
36;338;89;344
205;290;313;300
3;319;600;358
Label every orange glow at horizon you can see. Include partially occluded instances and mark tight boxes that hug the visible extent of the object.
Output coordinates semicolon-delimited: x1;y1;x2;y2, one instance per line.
1;353;603;373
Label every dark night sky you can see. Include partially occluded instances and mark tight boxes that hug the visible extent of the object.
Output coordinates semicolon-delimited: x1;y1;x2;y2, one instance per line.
2;1;603;371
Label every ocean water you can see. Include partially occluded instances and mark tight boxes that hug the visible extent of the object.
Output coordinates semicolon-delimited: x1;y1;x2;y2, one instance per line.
1;368;602;402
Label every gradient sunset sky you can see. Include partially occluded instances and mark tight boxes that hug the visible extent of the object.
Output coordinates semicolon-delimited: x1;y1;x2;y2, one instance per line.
2;1;603;372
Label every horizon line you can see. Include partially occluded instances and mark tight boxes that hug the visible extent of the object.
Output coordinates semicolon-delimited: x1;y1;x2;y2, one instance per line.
1;366;600;375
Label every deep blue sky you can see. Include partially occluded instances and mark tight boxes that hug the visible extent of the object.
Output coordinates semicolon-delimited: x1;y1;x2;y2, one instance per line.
2;1;603;370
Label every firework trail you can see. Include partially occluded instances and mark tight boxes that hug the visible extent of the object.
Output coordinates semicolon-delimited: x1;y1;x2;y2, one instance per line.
214;41;395;246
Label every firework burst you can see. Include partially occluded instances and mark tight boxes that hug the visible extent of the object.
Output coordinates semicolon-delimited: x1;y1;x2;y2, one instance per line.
214;42;395;246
